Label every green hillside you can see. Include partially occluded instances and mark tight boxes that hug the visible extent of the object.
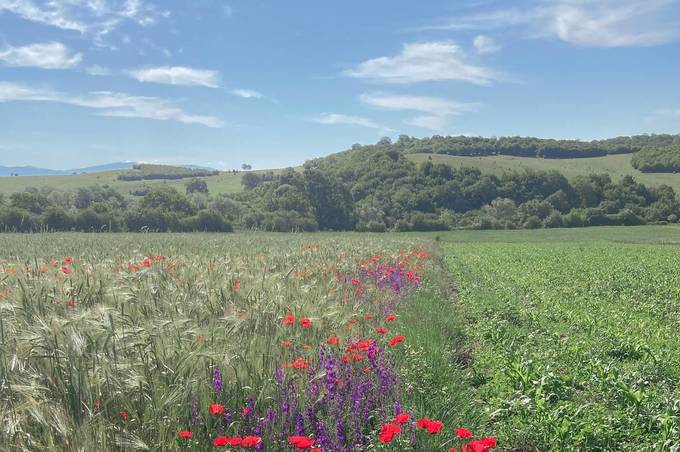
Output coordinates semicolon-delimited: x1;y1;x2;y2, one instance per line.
406;153;680;194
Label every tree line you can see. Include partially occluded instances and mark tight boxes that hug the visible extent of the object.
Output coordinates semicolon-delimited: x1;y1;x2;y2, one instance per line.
631;147;680;173
1;142;679;232
369;133;680;159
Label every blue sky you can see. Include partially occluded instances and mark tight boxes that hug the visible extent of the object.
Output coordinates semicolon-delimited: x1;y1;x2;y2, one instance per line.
1;0;679;169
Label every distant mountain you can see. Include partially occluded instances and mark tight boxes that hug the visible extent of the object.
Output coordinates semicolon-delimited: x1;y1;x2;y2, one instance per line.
68;162;138;174
0;162;136;177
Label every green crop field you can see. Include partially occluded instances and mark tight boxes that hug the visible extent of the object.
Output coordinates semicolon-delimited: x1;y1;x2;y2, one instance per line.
444;226;680;450
407;153;680;193
1;226;679;450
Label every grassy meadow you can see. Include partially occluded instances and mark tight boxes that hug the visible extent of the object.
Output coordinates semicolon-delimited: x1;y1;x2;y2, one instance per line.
407;153;680;194
1;226;679;450
0;170;245;197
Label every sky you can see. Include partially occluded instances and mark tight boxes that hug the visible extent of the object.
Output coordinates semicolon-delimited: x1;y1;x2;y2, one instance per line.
0;0;679;170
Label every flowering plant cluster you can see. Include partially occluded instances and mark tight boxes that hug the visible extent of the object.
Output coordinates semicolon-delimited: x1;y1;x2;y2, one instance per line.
173;248;497;450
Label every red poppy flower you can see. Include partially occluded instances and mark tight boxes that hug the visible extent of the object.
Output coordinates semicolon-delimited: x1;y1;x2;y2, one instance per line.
283;313;295;326
375;327;387;335
386;313;397;322
388;335;405;346
342;354;350;363
118;411;129;421
178;430;193;439
481;437;497;448
393;413;411;424
300;317;312;329
66;300;77;308
288;435;315;448
416;418;431;430
357;338;375;351
281;341;292;347
61;266;72;275
241;436;262;447
378;431;395;443
363;314;373;320
63;256;73;265
209;403;225;415
463;440;491;452
293;358;308;370
426;420;444;434
380;423;402;435
350;278;361;286
242;406;250;416
228;437;243;446
456;427;474;438
449;449;458;452
327;335;340;346
213;436;230;447
352;353;363;362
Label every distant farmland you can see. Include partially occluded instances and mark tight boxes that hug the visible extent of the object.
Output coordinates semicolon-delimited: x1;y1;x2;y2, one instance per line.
406;153;680;194
0;168;246;196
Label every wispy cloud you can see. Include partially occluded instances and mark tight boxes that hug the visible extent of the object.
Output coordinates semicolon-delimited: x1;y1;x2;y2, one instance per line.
85;64;111;76
423;0;680;48
344;41;500;85
360;93;479;131
313;113;382;129
230;89;263;99
127;66;220;88
473;35;501;54
0;41;82;69
0;81;223;127
0;0;167;45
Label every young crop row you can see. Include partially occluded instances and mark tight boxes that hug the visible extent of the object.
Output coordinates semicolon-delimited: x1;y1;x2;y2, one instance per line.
447;242;680;450
0;233;494;450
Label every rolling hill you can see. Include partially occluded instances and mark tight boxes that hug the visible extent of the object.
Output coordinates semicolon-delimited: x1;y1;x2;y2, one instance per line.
0;168;246;196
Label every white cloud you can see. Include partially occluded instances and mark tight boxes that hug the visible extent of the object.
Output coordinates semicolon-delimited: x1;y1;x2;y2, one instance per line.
551;0;679;47
0;0;166;45
423;0;680;48
127;66;220;88
360;93;477;116
0;81;223;127
360;93;479;131
0;42;82;69
344;41;500;85
314;113;381;129
85;64;111;76
405;115;450;131
473;35;501;54
230;89;263;99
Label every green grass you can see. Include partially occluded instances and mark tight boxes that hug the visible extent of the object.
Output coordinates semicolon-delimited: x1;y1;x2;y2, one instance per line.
407;153;680;193
444;230;680;450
